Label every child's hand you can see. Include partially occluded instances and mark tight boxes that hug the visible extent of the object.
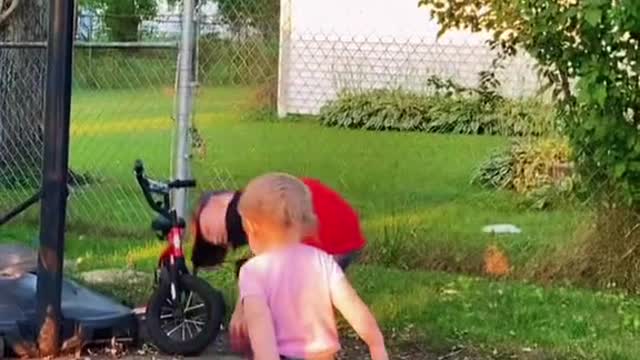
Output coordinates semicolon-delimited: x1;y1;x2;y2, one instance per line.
230;304;249;352
370;345;389;360
243;296;280;360
332;277;388;360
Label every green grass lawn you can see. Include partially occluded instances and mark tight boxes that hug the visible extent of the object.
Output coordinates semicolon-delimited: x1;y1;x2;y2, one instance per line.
2;86;584;273
1;86;614;358
2;224;638;359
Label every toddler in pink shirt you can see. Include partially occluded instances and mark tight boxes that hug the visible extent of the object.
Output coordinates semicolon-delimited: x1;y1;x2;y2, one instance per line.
236;173;388;360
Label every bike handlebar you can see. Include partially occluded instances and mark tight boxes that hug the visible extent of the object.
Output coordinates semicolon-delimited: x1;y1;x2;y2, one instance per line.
133;159;196;217
169;179;197;188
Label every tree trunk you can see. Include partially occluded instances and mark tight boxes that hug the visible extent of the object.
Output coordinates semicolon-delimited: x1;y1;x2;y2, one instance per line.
0;0;48;187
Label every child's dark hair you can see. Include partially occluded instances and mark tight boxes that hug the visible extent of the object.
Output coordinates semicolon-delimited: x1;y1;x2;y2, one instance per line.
190;191;249;269
190;191;230;269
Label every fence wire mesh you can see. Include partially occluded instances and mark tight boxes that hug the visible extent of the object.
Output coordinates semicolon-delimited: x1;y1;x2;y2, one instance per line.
2;4;637;356
281;34;542;115
1;4;586;259
0;47;46;208
66;44;179;230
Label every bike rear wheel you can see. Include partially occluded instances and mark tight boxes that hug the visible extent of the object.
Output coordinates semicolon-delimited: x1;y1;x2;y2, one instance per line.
145;274;225;356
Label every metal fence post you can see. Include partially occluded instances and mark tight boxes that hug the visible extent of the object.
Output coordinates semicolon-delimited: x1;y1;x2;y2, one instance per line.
277;0;292;118
36;0;75;355
174;0;196;218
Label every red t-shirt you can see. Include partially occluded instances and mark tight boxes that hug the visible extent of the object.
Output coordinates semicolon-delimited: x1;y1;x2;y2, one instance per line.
300;178;366;255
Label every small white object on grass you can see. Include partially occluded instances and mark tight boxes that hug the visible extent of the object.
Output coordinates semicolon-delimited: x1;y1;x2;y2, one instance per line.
482;224;522;234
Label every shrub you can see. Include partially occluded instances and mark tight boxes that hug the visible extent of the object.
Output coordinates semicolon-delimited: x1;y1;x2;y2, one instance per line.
422;0;640;207
319;89;556;136
534;208;640;294
510;138;573;194
472;138;575;208
470;150;513;190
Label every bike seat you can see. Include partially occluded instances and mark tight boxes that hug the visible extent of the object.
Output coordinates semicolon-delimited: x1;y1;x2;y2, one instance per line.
151;215;172;235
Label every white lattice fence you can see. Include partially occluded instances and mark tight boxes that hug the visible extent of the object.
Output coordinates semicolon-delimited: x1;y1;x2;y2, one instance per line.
277;0;543;115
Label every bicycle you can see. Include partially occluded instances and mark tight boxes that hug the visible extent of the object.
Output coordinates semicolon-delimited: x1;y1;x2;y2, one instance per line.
133;159;225;355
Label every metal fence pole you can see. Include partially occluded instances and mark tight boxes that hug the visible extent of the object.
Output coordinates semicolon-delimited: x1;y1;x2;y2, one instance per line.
174;0;196;218
36;0;75;355
277;0;292;118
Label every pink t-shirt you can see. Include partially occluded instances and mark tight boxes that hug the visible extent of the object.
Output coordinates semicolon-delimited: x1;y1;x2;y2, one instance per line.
239;243;345;358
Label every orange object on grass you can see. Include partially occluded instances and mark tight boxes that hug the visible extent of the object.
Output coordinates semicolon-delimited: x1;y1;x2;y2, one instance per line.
484;245;511;277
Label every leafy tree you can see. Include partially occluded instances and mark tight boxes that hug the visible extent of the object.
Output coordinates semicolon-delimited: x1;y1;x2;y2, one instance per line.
80;0;157;41
420;0;640;206
215;0;279;38
170;0;279;38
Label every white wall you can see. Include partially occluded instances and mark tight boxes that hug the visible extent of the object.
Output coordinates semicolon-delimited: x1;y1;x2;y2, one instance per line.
278;0;541;115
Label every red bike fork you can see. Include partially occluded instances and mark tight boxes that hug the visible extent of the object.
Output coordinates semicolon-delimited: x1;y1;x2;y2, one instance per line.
168;227;184;301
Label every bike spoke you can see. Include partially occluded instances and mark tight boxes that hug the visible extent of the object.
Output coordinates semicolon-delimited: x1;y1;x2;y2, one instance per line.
158;287;211;341
185;321;194;339
189;313;208;323
184;291;193;309
184;302;205;313
167;322;184;337
160;313;174;320
185;319;204;330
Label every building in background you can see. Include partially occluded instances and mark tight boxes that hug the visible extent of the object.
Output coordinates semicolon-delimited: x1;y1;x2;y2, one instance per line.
277;0;542;115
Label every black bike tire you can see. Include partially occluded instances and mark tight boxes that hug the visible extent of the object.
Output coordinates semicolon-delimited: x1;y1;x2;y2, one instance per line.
145;274;225;356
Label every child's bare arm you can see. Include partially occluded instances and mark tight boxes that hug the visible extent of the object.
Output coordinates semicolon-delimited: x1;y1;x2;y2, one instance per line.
332;278;388;360
243;296;280;360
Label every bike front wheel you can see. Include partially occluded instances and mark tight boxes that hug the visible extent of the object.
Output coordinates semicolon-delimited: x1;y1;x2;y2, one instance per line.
145;274;225;356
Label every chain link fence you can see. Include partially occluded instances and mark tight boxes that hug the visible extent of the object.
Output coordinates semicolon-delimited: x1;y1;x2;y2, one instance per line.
1;2;581;258
0;1;48;228
2;4;636;356
280;34;541;115
0;13;182;233
0;45;46;208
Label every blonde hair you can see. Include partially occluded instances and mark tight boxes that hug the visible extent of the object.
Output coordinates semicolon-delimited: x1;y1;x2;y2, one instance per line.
238;173;317;235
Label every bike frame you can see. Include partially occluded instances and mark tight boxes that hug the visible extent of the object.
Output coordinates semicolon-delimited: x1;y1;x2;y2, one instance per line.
133;160;195;301
160;227;184;267
163;225;186;301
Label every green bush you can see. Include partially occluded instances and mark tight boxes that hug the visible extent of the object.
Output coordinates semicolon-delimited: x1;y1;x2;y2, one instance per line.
423;0;640;207
472;137;575;209
470;149;513;190
319;89;557;136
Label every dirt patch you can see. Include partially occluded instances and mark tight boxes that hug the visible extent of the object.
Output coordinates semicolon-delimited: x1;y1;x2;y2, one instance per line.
57;330;557;360
338;336;438;359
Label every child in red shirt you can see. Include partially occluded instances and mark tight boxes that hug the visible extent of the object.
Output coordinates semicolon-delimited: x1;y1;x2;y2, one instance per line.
191;177;366;271
190;177;367;354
